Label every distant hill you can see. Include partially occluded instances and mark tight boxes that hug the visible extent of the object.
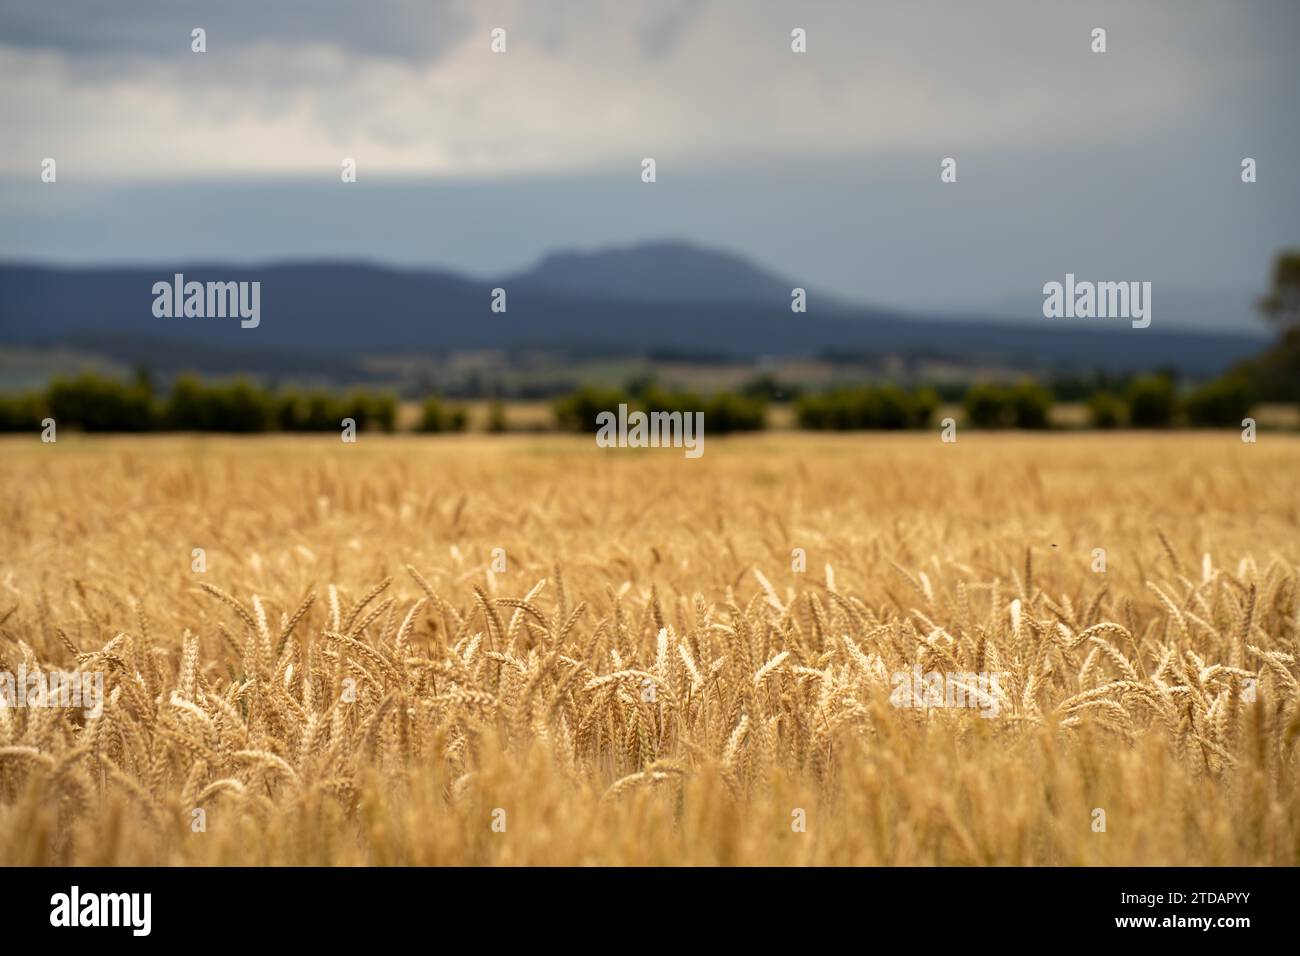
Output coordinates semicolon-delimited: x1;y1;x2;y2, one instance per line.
504;240;826;307
0;242;1270;379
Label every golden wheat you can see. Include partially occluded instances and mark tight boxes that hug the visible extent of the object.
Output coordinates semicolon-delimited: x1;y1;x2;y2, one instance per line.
0;432;1297;865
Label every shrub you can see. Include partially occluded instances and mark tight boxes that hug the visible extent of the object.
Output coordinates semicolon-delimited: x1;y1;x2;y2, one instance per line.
1008;381;1053;429
167;375;216;430
1127;375;1177;428
640;387;765;434
370;393;398;433
963;384;1013;429
792;392;832;429
1086;392;1127;429
165;376;273;432
1185;377;1254;427
553;386;630;432
794;385;938;430
874;385;912;430
0;393;48;432
276;391;351;431
417;396;469;433
223;381;273;432
909;387;941;428
961;382;1054;430
486;399;508;434
19;374;405;433
739;374;797;402
340;391;398;433
702;392;766;433
47;373;156;432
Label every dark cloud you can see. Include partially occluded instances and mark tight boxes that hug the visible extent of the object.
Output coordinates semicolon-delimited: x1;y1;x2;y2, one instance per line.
0;0;474;61
636;0;703;60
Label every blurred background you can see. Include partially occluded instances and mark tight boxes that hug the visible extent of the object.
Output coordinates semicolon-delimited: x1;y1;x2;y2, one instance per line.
1;0;1297;431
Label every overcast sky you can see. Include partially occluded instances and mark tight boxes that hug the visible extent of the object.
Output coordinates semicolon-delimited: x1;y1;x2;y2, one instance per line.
1;0;1296;326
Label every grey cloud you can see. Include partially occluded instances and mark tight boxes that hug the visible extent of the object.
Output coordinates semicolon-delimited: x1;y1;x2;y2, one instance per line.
636;0;705;60
0;0;474;61
507;0;706;60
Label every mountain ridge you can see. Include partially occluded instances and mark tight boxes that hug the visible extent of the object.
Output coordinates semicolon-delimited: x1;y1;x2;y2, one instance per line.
0;241;1270;378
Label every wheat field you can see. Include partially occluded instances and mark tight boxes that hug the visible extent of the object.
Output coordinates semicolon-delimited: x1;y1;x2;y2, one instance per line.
0;432;1297;865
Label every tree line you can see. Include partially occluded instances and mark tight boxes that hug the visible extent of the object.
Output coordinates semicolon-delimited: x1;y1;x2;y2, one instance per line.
0;367;1274;434
0;372;399;433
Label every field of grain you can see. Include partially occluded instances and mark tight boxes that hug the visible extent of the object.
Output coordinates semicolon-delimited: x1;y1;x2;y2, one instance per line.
1;432;1298;865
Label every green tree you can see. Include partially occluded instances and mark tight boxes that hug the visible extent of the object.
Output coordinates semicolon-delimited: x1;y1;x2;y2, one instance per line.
167;374;215;430
795;385;938;430
0;393;47;432
874;385;912;429
1257;250;1300;331
702;391;766;433
1086;392;1127;429
963;383;1013;429
1185;377;1253;427
1008;381;1053;429
47;373;156;431
909;387;941;428
417;396;468;433
553;386;628;432
1126;375;1177;428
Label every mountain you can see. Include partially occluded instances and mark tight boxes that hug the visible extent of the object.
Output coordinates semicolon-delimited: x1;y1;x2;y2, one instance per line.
504;240;824;307
0;243;1271;379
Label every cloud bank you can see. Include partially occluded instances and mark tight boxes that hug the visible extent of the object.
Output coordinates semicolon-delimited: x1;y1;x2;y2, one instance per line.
4;0;1293;179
